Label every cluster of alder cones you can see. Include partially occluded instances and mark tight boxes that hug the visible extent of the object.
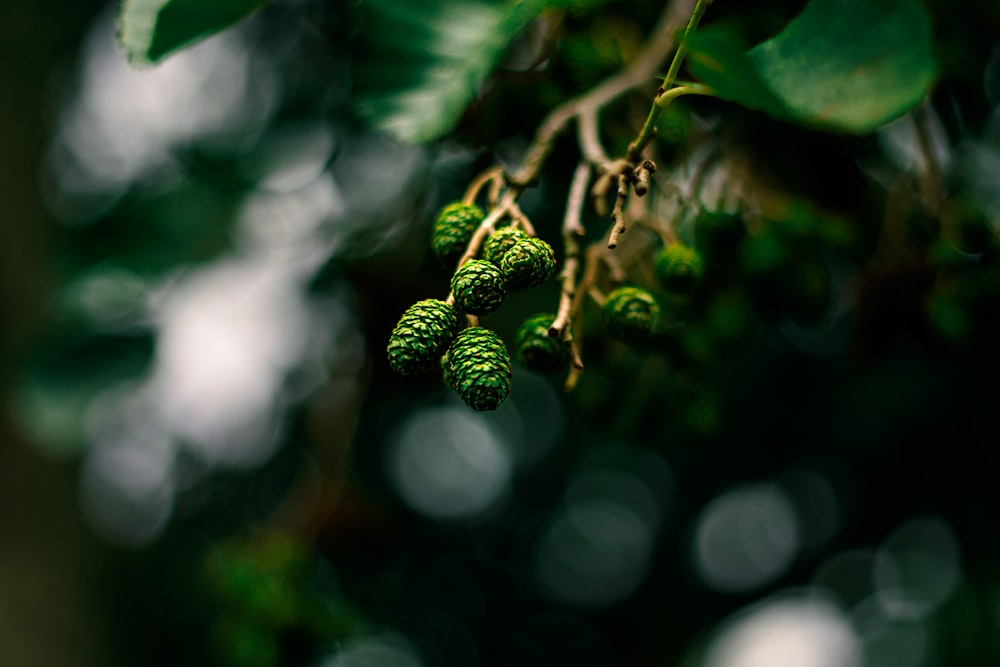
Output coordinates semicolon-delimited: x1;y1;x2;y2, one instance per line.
386;202;708;411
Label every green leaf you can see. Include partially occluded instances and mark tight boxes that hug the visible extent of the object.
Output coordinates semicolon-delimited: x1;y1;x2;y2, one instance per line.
352;0;550;144
118;0;272;67
687;0;938;133
684;28;791;121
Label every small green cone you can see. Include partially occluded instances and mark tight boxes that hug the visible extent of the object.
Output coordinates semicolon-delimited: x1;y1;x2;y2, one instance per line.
516;313;567;374
500;237;556;289
431;202;484;267
602;286;661;345
387;299;461;375
451;259;507;315
444;327;512;411
482;227;528;266
654;243;704;295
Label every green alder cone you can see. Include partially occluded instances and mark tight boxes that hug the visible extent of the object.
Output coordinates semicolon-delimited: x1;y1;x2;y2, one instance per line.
387;299;461;375
482;226;528;266
654;243;705;295
603;286;661;345
444;327;512;411
500;237;556;289
431;202;484;266
516;313;567;374
451;259;507;315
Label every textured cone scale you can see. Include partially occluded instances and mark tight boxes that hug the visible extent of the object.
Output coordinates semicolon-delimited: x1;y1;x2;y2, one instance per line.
516;313;567;374
387;299;460;375
482;227;528;266
500;237;556;289
451;259;507;315
655;243;704;294
603;286;661;345
431;203;484;266
445;327;512;411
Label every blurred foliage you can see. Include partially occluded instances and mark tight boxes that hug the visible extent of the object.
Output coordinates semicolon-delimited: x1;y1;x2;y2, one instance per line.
205;532;363;667
352;0;556;143
4;0;1000;666
118;0;273;66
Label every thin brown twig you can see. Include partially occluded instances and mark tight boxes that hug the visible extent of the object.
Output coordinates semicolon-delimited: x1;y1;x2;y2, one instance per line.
487;174;503;208
565;332;584;370
573;242;609;314
565;367;583;391
602;252;626;283
590;158;632;216
509;202;536;236
612;223;664;276
564;317;585;392
564;328;585;390
587;286;608;306
633;160;657;197
462;166;504;206
447;191;517;300
578;109;611;168
606;174;632;249
563;162;589;238
550;162;591;338
445;194;515;303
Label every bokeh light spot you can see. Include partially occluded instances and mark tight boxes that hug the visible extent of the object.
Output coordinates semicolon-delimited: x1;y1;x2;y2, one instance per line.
388;407;512;521
323;633;423;667
781;468;840;552
874;516;961;619
704;591;860;667
46;8;279;223
851;595;930;667
533;448;671;607
238;120;336;193
693;483;800;593
80;426;175;547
